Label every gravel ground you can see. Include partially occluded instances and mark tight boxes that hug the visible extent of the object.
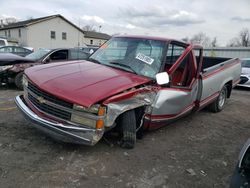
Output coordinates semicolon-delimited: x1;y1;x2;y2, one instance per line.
0;85;250;188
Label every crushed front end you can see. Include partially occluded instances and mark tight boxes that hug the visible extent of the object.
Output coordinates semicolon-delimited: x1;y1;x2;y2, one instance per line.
15;75;106;145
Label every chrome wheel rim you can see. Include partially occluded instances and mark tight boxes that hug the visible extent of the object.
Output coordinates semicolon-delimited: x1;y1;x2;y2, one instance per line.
218;89;226;108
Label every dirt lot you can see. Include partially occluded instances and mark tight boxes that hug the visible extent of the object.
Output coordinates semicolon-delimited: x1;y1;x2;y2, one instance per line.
0;85;250;188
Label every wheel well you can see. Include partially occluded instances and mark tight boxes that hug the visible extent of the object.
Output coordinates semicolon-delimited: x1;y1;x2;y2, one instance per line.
115;106;146;128
134;106;146;128
225;80;232;98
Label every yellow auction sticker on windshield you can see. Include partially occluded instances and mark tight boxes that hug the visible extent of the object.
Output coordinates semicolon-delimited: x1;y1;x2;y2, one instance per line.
136;53;154;65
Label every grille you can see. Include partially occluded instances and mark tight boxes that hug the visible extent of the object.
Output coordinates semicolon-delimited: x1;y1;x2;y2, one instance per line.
27;82;73;121
239;76;249;84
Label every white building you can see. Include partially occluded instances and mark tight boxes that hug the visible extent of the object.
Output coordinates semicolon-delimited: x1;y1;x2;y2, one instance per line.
83;31;111;47
0;15;86;50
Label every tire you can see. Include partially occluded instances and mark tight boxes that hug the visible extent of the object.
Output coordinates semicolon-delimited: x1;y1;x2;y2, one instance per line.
209;85;227;113
120;110;136;149
14;72;24;90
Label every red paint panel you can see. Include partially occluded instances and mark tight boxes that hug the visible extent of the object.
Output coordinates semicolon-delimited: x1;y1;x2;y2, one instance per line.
103;86;158;105
25;61;150;107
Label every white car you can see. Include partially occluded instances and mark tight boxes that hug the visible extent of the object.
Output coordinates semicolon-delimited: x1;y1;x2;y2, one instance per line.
238;58;250;88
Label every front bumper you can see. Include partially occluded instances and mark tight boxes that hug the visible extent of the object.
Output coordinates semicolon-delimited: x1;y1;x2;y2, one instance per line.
15;95;104;145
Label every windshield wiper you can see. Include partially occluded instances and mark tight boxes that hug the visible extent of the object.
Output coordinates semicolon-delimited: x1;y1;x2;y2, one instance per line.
88;57;101;64
109;62;137;74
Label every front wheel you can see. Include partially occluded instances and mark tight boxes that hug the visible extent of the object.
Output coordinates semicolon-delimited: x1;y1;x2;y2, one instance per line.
120;110;136;149
209;85;227;113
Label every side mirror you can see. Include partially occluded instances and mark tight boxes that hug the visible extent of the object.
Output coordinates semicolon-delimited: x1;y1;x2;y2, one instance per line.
156;72;170;85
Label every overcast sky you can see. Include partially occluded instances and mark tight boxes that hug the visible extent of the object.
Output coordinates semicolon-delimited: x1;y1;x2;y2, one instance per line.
0;0;249;46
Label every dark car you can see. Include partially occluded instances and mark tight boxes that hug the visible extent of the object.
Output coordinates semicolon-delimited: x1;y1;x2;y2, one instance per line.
0;48;89;89
230;139;250;187
0;46;33;57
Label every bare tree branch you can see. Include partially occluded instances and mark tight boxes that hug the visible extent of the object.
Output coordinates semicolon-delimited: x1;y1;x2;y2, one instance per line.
227;28;250;47
190;32;211;47
82;25;96;32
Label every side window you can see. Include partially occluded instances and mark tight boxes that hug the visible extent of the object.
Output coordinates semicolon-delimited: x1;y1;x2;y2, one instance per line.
165;44;185;69
15;47;26;52
50;50;68;61
69;50;88;60
170;51;195;88
3;47;12;52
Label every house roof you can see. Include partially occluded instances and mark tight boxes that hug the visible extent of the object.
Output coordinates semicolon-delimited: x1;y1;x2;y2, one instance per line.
0;14;84;33
84;31;111;40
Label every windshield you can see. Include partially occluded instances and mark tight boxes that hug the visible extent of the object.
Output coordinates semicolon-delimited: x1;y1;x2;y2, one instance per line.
89;37;166;78
26;49;50;60
242;60;250;68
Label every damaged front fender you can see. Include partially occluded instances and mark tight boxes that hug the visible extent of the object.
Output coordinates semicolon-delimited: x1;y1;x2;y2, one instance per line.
103;87;158;127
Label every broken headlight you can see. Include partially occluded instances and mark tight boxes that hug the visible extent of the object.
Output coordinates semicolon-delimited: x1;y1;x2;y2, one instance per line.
71;104;106;129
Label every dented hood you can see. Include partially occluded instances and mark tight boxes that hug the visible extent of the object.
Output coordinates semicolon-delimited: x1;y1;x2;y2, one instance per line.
25;60;151;107
0;53;34;66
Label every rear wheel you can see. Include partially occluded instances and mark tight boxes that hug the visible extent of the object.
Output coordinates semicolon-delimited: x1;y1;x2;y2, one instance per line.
120;110;136;149
209;85;227;113
14;72;24;90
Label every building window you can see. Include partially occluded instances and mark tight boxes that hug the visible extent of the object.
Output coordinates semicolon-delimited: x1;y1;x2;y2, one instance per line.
4;31;7;36
62;32;67;40
50;31;56;39
90;39;93;45
18;29;21;37
8;30;11;37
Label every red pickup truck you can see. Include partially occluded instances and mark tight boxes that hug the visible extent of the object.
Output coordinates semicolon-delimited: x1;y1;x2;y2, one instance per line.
15;35;241;149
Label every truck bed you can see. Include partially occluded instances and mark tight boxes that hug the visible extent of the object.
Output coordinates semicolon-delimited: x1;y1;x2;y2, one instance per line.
201;56;231;70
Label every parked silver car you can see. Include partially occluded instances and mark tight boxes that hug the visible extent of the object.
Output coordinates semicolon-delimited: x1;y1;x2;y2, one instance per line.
238;58;250;88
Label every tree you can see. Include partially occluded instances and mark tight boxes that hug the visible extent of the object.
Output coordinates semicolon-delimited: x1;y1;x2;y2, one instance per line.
211;37;217;47
227;28;250;47
239;28;249;47
227;37;241;47
0;16;18;25
82;25;96;32
190;32;211;47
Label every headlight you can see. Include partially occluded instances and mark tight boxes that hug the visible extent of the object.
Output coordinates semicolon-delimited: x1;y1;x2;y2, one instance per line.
71;114;96;128
71;104;106;129
22;74;28;88
73;104;100;114
0;65;13;71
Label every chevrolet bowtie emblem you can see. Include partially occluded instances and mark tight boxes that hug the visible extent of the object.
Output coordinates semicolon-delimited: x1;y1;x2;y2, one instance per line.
37;96;46;104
